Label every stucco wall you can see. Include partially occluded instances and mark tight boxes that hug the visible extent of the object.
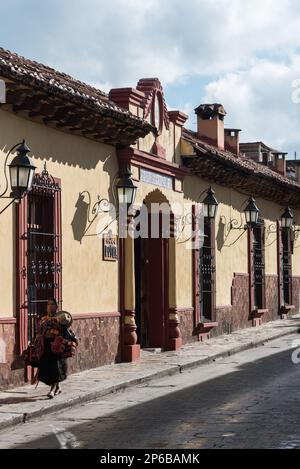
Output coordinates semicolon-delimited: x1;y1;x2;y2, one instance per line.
1;106;300;337
0;109;120;317
183;173;300;309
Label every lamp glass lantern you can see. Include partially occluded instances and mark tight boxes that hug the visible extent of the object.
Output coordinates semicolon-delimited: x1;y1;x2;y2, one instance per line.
281;206;293;229
116;167;137;207
244;197;260;227
203;187;218;219
8;141;36;199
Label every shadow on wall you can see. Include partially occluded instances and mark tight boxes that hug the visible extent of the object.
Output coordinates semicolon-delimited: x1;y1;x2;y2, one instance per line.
71;193;89;243
71;158;119;243
216;216;226;251
0;111;116;170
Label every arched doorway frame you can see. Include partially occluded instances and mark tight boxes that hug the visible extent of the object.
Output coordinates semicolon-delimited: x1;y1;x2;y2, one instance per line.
121;188;182;361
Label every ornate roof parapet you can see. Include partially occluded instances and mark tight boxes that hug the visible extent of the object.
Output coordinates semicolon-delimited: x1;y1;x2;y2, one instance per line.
136;78;170;130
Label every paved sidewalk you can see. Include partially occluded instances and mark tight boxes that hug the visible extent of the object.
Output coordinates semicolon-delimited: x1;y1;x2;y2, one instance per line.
0;315;299;431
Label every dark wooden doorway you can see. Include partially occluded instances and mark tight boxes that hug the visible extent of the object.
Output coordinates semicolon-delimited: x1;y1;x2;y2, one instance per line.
134;212;169;349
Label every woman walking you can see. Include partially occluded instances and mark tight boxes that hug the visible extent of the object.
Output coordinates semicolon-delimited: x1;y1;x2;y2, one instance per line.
37;298;78;399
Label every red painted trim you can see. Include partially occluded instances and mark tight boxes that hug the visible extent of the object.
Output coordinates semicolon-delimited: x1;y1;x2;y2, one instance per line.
119;236;126;360
16;194;28;355
277;221;283;313
198;321;218;329
109;88;145;110
151;90;164;136
168;110;188;127
210;217;217;321
53;177;62;310
72;312;121;320
152;139;166;159
261;224;266;309
164;236;169;349
0;317;17;324
136;78;170;130
248;228;255;313
288;228;293;305
117;147;188;180
192;204;200;327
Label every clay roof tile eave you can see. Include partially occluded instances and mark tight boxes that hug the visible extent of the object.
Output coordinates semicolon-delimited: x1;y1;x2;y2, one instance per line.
0;47;154;135
182;129;300;198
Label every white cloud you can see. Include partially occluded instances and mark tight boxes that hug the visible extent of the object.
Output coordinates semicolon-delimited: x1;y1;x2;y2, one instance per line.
33;0;300;87
3;0;300;152
202;56;300;155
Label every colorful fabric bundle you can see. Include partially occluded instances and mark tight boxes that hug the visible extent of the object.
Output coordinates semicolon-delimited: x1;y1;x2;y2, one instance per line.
50;335;77;357
23;335;45;367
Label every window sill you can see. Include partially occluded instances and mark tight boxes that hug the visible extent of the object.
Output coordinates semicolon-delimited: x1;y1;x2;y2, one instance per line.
197;321;218;342
280;304;295;318
251;308;268;318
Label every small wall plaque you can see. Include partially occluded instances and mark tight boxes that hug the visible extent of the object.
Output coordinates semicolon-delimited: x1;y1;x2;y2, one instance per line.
103;231;118;261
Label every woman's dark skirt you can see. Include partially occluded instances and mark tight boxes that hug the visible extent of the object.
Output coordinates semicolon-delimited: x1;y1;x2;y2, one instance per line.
38;338;68;386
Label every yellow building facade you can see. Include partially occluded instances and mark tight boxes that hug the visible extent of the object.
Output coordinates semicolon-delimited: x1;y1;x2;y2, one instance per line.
0;48;300;389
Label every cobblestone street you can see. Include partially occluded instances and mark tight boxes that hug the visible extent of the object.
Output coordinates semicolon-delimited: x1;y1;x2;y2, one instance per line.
1;334;300;449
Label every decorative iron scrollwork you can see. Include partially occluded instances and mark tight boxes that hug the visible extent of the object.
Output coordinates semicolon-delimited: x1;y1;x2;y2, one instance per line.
31;162;61;195
31;260;36;274
38;260;43;275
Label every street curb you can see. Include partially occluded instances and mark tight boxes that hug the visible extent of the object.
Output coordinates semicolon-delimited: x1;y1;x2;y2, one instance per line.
0;326;299;431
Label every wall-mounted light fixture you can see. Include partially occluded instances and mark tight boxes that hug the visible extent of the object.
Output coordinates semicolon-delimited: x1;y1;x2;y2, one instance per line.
116;166;137;208
281;206;294;230
279;206;300;241
230;196;260;231
202;187;219;219
244;197;260;228
0;140;36;215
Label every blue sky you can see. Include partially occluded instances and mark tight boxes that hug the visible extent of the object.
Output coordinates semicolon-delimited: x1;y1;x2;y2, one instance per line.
2;0;300;157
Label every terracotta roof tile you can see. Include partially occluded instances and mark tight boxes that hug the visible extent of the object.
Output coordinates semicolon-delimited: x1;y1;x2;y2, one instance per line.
0;47;153;131
182;128;300;206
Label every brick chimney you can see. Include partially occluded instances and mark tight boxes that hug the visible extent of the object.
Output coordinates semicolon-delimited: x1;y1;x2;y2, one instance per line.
275;153;287;177
224;128;241;155
195;103;226;150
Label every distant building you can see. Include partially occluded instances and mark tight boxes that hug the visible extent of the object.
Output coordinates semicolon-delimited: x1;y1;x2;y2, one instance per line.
240;141;287;176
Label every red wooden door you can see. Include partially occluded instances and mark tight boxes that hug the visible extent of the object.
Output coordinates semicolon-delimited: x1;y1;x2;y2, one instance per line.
135;212;169;349
146;234;169;348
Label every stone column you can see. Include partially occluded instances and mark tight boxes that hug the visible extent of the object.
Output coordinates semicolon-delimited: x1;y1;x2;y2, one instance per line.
122;214;140;362
167;235;182;350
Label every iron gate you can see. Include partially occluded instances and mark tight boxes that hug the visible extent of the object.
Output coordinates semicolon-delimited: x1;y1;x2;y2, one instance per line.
17;167;62;352
199;218;215;321
252;221;265;310
282;229;292;305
